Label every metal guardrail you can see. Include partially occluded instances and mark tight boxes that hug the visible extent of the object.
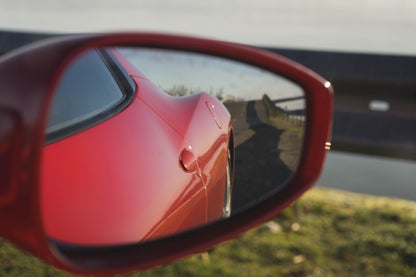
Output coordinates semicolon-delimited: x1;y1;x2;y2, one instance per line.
0;30;58;54
1;30;415;160
266;48;416;160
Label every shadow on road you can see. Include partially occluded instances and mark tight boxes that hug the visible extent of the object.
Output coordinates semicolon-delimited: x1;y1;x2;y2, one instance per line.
229;100;294;214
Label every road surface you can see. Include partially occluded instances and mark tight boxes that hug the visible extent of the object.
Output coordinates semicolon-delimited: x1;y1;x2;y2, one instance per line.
317;151;416;202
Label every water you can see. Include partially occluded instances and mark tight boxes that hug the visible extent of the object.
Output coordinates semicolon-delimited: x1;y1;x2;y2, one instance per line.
0;0;416;55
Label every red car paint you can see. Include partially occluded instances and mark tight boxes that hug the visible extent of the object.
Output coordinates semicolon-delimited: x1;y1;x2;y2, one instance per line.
41;49;233;246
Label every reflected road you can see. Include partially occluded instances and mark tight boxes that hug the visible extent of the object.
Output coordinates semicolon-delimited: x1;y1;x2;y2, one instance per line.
225;98;304;213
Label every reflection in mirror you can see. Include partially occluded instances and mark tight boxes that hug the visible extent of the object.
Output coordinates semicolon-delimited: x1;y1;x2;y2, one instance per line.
42;47;305;249
117;47;306;213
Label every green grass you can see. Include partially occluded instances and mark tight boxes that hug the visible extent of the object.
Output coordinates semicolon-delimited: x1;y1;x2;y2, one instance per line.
1;188;416;276
267;115;304;141
262;94;305;142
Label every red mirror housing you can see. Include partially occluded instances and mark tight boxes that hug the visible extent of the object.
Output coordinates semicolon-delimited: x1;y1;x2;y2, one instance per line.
0;33;332;274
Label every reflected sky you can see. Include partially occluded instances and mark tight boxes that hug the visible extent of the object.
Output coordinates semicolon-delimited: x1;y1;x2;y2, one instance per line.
117;47;305;111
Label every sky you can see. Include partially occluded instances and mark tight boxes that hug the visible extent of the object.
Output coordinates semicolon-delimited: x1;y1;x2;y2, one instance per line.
1;0;416;55
117;47;304;108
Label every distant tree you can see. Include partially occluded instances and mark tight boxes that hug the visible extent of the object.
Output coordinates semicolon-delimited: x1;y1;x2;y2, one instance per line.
163;84;190;96
214;88;224;101
162;84;227;101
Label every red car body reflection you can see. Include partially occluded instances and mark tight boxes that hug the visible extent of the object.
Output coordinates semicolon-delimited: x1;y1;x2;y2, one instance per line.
41;49;233;246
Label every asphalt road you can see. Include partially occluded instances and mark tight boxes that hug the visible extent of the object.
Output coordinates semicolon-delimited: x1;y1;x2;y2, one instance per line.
224;99;304;213
317;151;416;202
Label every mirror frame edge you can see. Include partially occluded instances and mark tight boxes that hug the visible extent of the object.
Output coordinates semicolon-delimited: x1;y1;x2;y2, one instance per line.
0;32;333;275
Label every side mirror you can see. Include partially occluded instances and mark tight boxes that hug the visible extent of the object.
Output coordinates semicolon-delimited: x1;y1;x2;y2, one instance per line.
0;33;332;275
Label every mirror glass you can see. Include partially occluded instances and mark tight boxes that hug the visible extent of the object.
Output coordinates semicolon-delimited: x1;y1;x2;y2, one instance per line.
41;47;305;248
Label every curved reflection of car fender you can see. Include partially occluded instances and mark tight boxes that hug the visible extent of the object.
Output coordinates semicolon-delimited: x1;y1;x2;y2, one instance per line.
41;48;234;247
